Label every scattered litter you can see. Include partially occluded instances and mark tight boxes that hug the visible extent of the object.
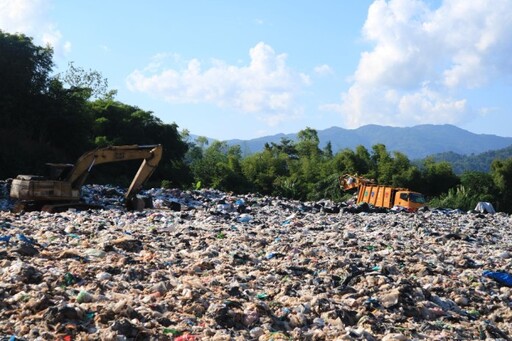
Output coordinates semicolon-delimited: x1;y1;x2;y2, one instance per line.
0;183;511;339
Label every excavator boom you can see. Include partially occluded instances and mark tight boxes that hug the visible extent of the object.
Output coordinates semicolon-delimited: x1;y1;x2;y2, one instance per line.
66;144;163;194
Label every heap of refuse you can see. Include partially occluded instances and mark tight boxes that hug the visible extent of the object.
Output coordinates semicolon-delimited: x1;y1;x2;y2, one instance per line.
1;184;512;340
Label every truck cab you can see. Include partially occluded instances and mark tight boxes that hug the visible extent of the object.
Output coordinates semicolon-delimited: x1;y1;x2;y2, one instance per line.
395;190;426;211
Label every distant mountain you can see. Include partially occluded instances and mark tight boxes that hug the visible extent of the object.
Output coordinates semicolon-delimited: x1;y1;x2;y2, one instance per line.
424;144;512;174
219;124;512;159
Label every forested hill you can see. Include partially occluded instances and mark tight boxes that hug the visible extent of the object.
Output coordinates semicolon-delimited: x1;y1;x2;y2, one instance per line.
225;124;512;159
424;145;512;174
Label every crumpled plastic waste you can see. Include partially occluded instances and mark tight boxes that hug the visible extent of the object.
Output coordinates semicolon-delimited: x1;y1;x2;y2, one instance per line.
0;183;511;339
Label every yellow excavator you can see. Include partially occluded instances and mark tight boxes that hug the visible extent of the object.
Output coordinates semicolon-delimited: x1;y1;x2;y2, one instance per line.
10;144;163;212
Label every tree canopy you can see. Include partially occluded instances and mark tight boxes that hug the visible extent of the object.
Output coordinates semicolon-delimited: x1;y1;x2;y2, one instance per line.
0;30;189;187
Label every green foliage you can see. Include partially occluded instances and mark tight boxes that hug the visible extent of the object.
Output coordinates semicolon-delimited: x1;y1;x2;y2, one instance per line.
370;144;393;183
273;176;301;199
424;145;512;174
392;166;422;190
187;141;248;192
428;185;494;211
355;145;371;174
419;158;460;197
0;30;53;99
296;127;321;159
491;158;512;213
266;137;298;159
161;180;172;189
58;61;109;99
323;141;333;159
0;31;189;188
332;149;359;174
195;181;202;190
88;97;190;186
0;30;91;177
460;171;498;197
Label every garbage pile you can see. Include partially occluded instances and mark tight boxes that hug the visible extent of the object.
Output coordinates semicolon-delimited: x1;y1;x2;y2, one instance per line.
0;185;512;340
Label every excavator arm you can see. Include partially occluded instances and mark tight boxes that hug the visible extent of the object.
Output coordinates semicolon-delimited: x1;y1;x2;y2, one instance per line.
125;146;163;200
66;144;163;194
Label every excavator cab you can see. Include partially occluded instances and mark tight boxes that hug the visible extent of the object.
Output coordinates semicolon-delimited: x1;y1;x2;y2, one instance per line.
45;163;75;181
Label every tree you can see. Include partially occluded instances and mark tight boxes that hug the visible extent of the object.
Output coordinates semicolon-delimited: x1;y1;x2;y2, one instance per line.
88;97;189;186
0;30;191;188
393;166;422;191
0;31;61;178
190;141;247;191
332;149;358;175
269;138;298;159
323;141;334;159
428;170;498;211
390;151;413;187
420;158;460;198
296;127;321;159
491;158;512;213
370;144;393;184
460;171;497;199
242;149;290;195
58;61;110;99
38;79;95;159
0;31;53;102
354;145;371;175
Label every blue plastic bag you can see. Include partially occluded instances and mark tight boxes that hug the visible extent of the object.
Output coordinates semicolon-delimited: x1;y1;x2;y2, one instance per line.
482;270;512;286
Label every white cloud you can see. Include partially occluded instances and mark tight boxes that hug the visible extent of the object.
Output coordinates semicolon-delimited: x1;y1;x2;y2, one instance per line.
325;0;512;128
127;42;309;126
0;0;70;56
314;64;333;76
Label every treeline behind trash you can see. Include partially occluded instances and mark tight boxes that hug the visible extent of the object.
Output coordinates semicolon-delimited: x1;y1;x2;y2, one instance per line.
2;30;512;213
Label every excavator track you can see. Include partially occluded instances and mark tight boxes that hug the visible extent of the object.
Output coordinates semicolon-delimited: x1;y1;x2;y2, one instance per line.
12;201;103;213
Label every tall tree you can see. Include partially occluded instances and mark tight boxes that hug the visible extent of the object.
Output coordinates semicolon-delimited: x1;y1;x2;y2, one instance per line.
491;158;512;213
0;31;60;177
420;158;460;197
296;127;321;158
370;144;393;183
58;61;110;99
355;145;371;175
89;97;189;186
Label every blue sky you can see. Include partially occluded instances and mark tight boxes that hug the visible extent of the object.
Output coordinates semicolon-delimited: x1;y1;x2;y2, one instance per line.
1;0;511;140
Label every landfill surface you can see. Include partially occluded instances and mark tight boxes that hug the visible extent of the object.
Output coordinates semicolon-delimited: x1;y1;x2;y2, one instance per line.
1;182;512;340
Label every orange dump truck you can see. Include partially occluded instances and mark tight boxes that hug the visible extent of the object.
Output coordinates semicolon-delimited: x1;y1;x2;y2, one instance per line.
339;174;426;211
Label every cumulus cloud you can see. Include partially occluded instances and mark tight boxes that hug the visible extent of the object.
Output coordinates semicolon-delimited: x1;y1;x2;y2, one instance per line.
325;0;512;128
0;0;70;56
314;64;334;76
126;42;309;126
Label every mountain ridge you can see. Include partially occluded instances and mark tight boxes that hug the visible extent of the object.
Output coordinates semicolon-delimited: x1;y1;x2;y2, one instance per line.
212;124;512;159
